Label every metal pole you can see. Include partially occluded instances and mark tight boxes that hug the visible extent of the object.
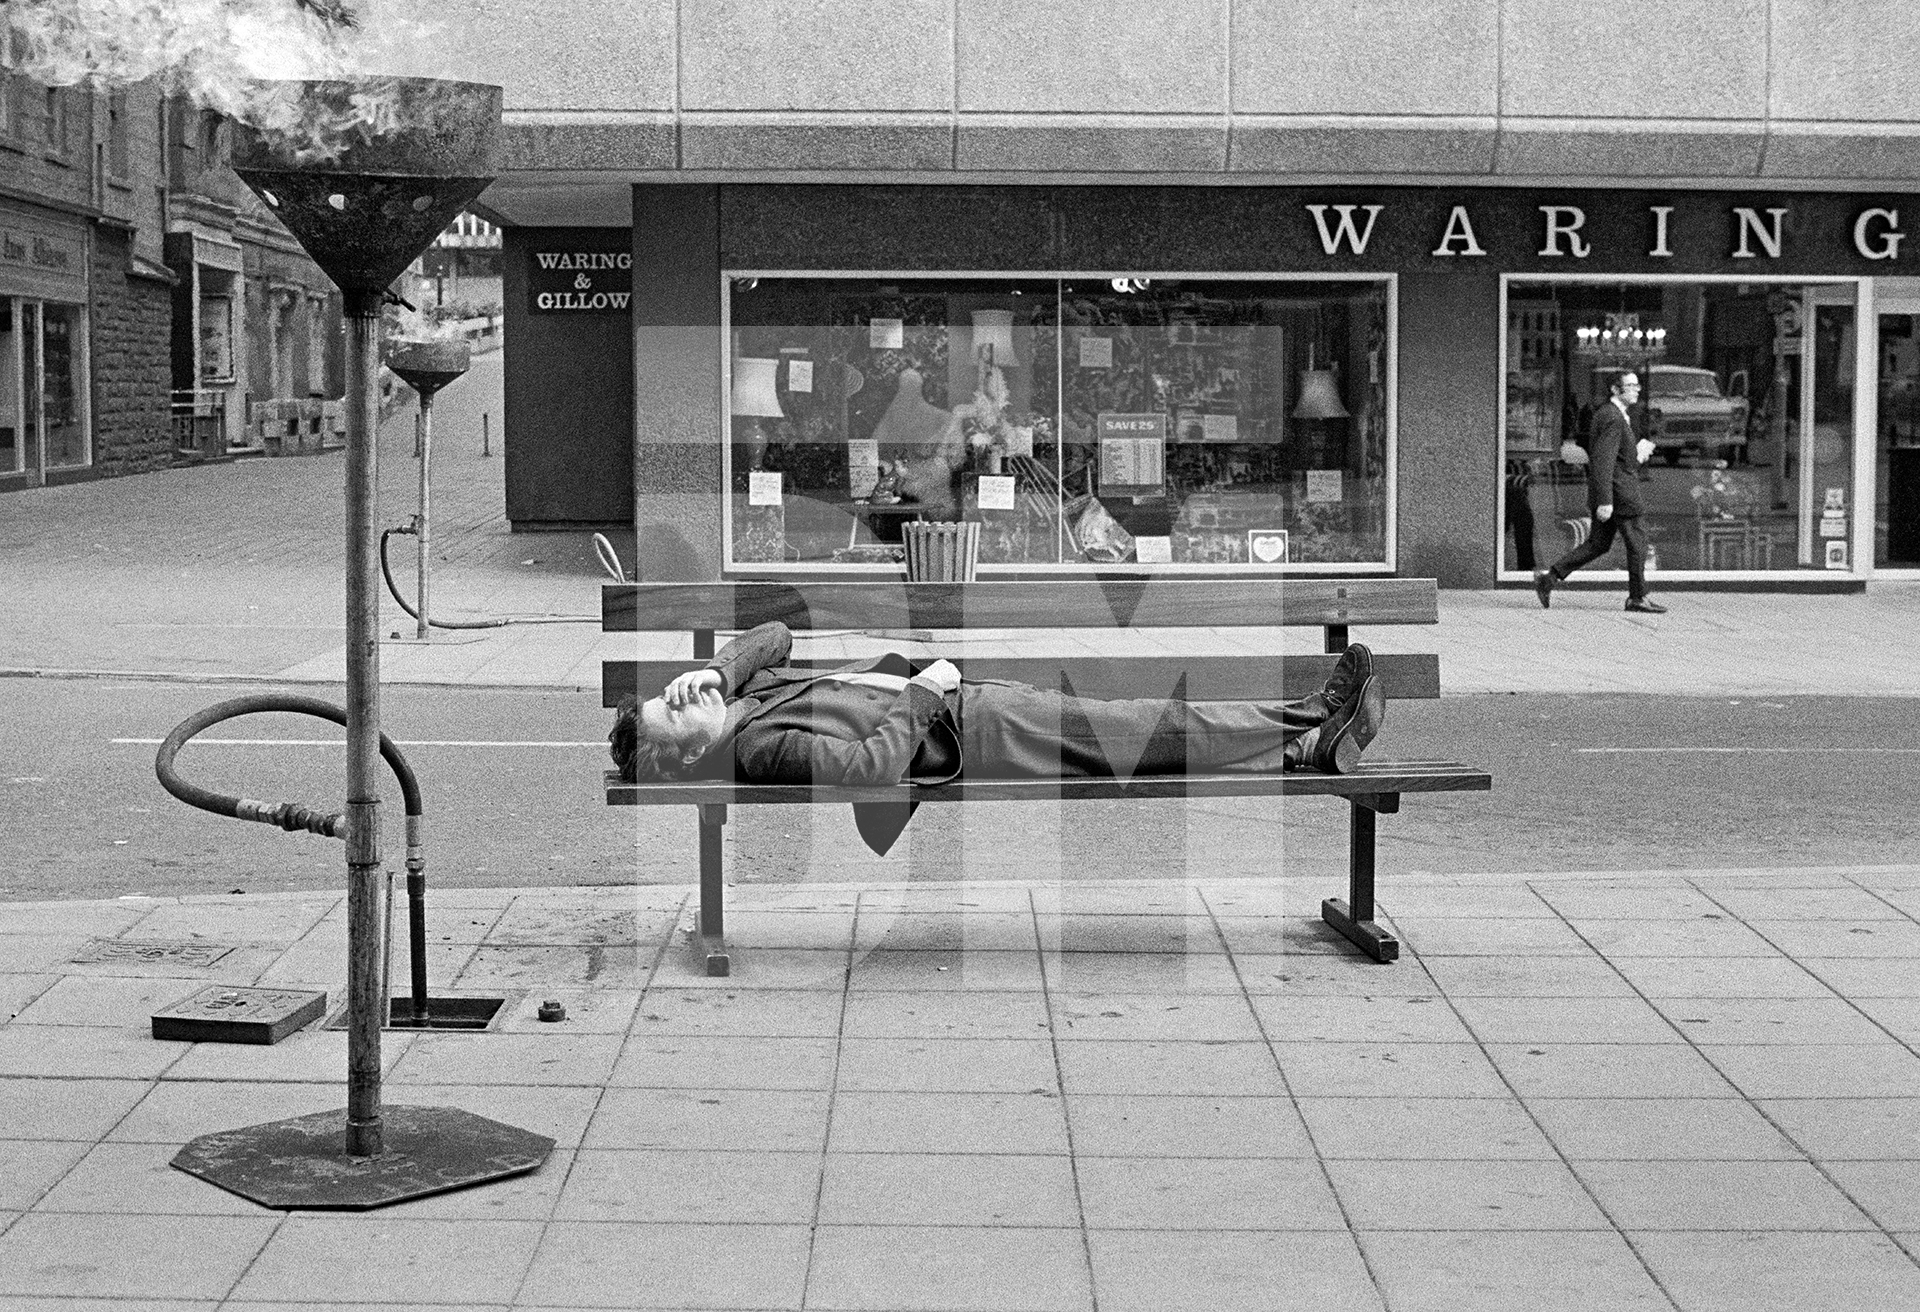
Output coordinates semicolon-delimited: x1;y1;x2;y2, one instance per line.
482;410;490;458
416;392;433;641
343;290;385;1158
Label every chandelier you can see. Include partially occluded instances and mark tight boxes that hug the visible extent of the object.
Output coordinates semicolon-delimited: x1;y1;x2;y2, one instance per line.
1572;322;1668;360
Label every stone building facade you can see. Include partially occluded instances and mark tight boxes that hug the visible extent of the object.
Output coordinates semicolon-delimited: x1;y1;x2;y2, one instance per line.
421;0;1920;588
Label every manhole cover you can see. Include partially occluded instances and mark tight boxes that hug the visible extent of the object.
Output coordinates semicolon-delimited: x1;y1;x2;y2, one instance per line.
73;939;236;968
152;986;328;1045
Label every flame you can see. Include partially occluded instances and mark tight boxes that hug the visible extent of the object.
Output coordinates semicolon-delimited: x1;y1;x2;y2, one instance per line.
3;0;447;163
387;303;462;345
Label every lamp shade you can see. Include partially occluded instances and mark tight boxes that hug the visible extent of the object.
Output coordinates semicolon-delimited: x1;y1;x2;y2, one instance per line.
970;309;1019;367
1293;369;1349;419
731;358;785;418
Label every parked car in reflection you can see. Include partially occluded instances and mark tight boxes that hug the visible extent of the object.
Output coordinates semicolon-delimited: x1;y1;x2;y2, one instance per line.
1594;365;1748;463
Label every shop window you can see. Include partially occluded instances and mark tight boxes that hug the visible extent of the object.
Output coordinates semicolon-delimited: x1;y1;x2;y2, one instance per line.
0;300;18;475
40;302;86;469
199;290;234;383
1502;279;1858;576
725;275;1394;571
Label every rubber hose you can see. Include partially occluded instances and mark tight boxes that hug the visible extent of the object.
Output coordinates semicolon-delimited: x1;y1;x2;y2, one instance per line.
154;693;423;832
380;527;508;630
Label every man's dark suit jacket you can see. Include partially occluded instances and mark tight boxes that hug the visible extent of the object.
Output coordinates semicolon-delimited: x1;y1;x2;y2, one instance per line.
698;621;961;855
1586;399;1645;518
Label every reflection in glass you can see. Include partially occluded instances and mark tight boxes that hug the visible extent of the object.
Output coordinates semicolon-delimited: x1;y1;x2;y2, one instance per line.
42;302;85;470
726;276;1392;569
0;299;17;475
1504;281;1855;574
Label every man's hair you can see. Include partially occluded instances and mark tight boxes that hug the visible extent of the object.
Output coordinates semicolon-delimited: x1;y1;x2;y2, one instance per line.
609;695;708;784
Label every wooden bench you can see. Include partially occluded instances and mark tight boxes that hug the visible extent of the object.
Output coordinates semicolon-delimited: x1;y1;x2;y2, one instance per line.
602;579;1489;975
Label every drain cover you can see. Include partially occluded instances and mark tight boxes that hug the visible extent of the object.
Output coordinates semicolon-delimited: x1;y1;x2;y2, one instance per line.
152;986;328;1045
73;939;235;968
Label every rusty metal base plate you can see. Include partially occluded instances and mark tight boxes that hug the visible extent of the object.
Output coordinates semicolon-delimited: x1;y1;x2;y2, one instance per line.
171;1105;555;1210
151;986;327;1045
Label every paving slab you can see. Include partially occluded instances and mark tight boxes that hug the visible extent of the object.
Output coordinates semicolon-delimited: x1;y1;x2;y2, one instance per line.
0;874;1916;1308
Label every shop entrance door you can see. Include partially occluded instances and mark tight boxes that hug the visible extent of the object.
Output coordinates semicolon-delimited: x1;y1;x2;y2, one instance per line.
1876;302;1920;567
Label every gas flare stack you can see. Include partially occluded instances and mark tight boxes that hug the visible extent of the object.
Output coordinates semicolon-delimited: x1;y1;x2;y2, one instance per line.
170;77;554;1211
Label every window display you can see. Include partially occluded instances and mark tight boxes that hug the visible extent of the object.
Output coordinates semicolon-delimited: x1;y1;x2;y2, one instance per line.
726;276;1393;570
1502;279;1857;575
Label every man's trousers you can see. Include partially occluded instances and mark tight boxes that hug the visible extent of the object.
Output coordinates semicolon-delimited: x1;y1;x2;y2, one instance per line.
953;680;1322;779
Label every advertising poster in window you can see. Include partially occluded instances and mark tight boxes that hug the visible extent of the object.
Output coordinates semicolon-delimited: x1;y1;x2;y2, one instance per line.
1097;412;1166;496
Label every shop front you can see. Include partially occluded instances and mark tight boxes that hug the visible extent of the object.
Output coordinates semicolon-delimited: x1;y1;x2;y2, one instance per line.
503;182;1920;587
0;198;90;485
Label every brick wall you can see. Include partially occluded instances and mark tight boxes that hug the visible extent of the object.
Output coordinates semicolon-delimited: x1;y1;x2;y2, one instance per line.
88;225;174;477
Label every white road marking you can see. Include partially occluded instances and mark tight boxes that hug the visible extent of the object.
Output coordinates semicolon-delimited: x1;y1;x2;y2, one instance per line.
1577;746;1920;754
113;738;603;747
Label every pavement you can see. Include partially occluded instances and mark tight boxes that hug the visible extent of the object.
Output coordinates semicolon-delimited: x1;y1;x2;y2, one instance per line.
3;356;1920;1307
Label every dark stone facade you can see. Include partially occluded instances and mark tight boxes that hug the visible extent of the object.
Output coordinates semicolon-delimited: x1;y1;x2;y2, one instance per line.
87;224;175;479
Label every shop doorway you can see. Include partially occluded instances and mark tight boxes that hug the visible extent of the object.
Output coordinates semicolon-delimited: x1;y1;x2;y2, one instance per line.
1876;302;1920;567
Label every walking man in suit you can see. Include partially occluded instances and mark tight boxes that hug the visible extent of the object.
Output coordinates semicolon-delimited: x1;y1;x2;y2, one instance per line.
611;621;1386;855
1534;370;1668;614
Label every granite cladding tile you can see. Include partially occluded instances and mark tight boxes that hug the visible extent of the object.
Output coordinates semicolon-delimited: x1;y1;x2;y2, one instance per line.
380;0;676;111
957;0;1228;114
1495;123;1766;179
681;0;953;112
1500;0;1768;120
1769;1;1920;121
496;115;681;172
682;116;954;172
956;117;1228;174
1232;0;1498;116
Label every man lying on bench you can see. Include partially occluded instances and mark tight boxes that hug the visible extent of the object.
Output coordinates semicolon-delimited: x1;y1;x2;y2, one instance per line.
610;621;1386;854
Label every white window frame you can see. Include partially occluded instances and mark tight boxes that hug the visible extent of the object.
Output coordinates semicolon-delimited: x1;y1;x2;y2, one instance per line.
719;269;1399;577
1496;272;1869;585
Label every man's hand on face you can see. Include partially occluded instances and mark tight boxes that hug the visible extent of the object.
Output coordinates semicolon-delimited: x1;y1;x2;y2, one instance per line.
663;667;725;707
1596;504;1613;522
913;659;962;694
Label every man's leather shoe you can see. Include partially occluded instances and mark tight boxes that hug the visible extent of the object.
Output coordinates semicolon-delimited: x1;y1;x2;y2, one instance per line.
1532;568;1554;609
1293;674;1386;774
1298;643;1373;721
1625;596;1668;614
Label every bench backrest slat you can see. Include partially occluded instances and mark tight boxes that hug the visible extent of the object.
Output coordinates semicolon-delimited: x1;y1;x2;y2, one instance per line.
603;578;1438;633
603;653;1441;708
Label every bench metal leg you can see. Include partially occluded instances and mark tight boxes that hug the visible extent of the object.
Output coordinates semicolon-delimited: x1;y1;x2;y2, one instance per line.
1322;794;1400;963
697;804;729;976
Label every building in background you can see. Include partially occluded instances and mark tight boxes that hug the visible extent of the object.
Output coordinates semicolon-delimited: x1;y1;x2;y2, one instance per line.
407;210;502;318
159;97;343;460
0;35;342;492
1;47;171;488
432;1;1920;588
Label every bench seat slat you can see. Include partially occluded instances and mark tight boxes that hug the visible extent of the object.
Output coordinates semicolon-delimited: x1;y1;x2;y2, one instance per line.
603;579;1439;633
604;763;1489;806
602;654;1440;708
